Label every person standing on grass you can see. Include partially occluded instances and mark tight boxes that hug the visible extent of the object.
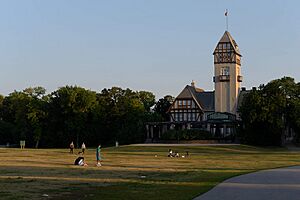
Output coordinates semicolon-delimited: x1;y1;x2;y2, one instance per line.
81;142;86;154
96;144;102;166
70;141;74;154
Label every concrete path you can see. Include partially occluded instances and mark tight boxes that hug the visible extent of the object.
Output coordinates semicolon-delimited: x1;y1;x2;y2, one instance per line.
194;166;300;200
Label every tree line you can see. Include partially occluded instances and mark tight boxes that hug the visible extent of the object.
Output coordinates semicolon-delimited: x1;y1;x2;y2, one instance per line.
1;76;297;148
0;86;173;148
238;77;300;146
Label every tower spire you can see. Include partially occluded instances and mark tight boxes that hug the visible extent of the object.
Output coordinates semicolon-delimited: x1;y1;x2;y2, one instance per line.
225;9;228;31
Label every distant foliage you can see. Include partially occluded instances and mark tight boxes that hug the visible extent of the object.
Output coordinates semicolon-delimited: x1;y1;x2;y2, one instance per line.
153;95;174;121
238;77;300;146
0;86;164;148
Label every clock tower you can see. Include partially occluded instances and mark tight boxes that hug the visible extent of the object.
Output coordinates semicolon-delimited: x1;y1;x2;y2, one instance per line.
213;31;242;114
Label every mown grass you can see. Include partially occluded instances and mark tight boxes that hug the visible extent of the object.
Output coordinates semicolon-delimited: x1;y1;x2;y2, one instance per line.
1;145;300;200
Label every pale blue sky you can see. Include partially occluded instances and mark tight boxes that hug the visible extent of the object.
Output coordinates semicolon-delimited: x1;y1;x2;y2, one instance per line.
0;0;299;98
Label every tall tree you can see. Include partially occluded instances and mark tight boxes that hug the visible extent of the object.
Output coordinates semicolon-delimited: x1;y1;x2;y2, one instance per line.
98;87;146;144
24;87;48;148
154;95;174;121
239;77;300;145
0;87;48;147
48;86;98;147
137;91;156;112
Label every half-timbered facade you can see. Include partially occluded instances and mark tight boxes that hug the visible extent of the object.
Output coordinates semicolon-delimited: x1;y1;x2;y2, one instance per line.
168;82;214;123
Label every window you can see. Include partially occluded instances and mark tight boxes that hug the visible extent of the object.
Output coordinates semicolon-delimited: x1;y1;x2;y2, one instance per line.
177;99;193;109
175;114;178;121
220;43;223;51
221;67;230;76
178;114;182;121
191;113;195;121
187;100;191;108
178;100;182;107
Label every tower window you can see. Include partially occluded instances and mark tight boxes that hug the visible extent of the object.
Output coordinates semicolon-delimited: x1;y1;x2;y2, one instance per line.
221;67;230;76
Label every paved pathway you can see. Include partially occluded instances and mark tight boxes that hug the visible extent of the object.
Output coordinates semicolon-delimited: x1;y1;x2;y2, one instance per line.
194;166;300;200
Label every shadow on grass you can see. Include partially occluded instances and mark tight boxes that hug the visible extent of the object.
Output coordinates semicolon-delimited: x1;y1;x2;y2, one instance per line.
0;165;247;200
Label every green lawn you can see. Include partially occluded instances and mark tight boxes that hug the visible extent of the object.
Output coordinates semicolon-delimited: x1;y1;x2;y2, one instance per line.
1;145;300;200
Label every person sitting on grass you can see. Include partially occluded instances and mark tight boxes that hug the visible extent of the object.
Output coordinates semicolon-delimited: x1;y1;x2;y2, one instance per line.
74;154;88;166
168;149;173;157
168;149;178;157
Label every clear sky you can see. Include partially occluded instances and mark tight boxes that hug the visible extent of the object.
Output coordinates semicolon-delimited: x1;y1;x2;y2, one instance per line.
0;0;299;99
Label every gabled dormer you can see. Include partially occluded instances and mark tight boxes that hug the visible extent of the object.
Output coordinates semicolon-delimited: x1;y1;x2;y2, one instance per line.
168;81;215;122
168;85;203;122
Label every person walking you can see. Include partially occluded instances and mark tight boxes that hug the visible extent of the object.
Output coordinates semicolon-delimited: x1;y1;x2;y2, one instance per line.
70;141;74;154
81;142;86;154
96;144;102;166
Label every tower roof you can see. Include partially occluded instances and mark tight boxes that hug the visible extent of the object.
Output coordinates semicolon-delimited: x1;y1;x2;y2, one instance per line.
214;31;241;56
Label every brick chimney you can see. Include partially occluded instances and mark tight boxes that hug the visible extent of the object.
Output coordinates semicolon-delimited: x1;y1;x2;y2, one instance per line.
191;80;196;88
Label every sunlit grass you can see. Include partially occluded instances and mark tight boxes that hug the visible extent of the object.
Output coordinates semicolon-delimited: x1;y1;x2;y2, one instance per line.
1;145;300;199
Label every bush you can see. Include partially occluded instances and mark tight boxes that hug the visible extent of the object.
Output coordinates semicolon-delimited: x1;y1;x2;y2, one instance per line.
238;121;282;146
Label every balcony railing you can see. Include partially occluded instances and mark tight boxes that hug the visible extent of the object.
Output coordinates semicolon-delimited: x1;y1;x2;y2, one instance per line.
213;75;230;82
219;75;230;82
237;75;243;82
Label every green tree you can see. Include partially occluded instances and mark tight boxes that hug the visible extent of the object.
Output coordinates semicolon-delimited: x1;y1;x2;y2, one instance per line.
137;91;156;112
0;87;48;147
0;85;159;147
95;87;148;145
48;86;98;147
2;91;31;143
239;77;300;145
0;94;16;144
154;95;174;121
25;87;48;148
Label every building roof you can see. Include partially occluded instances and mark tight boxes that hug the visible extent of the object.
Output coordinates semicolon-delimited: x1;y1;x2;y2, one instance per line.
188;86;215;111
214;31;241;56
175;85;215;112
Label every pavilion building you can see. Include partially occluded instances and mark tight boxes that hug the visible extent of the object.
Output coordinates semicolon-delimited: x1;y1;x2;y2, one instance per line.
146;31;247;141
